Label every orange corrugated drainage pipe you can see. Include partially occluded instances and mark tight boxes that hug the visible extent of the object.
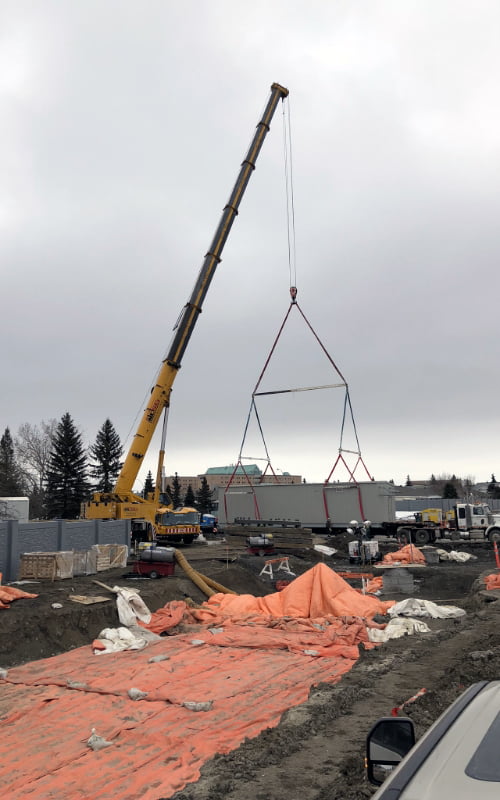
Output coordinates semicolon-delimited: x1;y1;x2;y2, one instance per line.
174;549;236;597
201;574;237;594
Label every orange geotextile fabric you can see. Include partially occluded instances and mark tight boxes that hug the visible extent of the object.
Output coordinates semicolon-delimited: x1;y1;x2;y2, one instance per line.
379;544;426;565
366;576;383;593
1;632;360;798
0;586;38;609
144;563;394;636
355;577;383;595
0;564;393;799
484;573;500;590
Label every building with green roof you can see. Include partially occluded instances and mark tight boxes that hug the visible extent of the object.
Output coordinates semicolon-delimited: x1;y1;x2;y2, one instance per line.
206;465;263;476
166;464;301;496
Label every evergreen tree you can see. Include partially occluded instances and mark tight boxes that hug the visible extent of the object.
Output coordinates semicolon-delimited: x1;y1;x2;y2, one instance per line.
405;475;413;486
143;470;154;498
196;476;213;514
442;481;458;499
0;427;26;495
29;484;46;519
45;413;90;518
171;472;181;508
89;419;123;493
184;484;196;507
487;474;500;499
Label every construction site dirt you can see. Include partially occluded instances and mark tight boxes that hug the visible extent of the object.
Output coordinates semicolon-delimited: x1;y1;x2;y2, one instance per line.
2;536;500;800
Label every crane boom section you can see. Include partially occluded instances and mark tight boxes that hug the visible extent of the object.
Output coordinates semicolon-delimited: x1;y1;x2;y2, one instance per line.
114;82;288;493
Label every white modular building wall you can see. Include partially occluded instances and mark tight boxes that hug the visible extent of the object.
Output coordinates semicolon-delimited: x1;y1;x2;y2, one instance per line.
0;497;30;523
219;481;396;529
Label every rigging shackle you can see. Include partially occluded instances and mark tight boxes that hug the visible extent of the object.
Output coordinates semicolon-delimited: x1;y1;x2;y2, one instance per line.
290;286;297;303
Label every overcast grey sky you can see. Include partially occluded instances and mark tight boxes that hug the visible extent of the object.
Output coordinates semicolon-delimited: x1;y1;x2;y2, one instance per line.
2;1;500;490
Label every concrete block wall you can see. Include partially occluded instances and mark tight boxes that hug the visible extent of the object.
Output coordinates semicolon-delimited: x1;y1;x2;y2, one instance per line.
0;519;130;582
381;568;415;595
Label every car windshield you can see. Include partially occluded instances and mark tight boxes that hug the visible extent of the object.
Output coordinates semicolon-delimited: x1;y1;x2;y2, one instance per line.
465;712;500;782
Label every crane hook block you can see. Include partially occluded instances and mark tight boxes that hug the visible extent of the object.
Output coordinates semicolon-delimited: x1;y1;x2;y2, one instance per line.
290;286;298;303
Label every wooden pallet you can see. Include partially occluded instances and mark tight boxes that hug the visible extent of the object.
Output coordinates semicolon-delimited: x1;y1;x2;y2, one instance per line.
224;526;313;550
19;553;57;581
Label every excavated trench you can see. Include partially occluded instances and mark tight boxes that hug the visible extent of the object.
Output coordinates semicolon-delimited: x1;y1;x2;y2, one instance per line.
169;550;500;800
1;540;499;800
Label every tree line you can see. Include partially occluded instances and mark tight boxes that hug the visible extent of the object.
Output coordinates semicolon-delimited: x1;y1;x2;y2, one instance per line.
404;473;483;499
0;413;212;520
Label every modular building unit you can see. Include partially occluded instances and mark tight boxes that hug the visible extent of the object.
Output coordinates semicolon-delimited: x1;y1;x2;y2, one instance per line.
219;481;396;531
0;497;29;523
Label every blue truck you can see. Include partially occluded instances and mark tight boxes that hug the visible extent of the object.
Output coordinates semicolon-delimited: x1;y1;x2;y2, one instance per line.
200;514;218;535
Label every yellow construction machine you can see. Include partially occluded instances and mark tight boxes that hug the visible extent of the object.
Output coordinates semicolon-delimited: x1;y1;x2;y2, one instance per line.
83;82;289;546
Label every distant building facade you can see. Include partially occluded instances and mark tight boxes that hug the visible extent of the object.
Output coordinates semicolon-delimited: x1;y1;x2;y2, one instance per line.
166;464;301;495
203;465;301;490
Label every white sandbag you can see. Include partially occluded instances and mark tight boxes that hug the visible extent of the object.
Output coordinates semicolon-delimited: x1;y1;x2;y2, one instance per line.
437;549;477;563
314;545;337;557
449;550;477;562
87;728;113;750
368;617;430;642
182;701;213;712
93;626;149;654
114;587;152;626
389;598;466;619
128;688;148;701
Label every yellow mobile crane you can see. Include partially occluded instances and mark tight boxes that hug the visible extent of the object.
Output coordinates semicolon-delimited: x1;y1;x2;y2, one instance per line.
83;82;289;546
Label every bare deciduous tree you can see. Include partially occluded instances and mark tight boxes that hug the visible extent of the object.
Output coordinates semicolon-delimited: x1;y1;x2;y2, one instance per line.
15;419;57;491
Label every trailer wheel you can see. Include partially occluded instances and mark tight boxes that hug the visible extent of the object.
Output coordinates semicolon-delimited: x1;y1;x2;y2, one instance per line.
414;529;430;545
149;570;159;579
396;526;412;544
488;527;500;543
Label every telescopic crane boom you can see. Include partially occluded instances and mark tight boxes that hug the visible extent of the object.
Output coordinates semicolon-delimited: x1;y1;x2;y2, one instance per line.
83;82;289;542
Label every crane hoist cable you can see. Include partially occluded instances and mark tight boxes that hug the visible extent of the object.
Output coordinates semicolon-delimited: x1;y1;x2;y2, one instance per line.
223;92;372;524
224;290;373;523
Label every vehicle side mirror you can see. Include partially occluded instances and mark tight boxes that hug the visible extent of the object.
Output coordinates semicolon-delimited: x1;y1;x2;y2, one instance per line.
366;717;415;786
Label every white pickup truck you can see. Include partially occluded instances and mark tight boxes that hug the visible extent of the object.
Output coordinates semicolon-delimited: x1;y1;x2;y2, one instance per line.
367;681;500;798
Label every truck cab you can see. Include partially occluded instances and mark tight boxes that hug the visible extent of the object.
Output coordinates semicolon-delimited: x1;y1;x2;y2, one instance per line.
154;508;200;545
453;503;500;541
200;514;218;535
455;503;489;531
